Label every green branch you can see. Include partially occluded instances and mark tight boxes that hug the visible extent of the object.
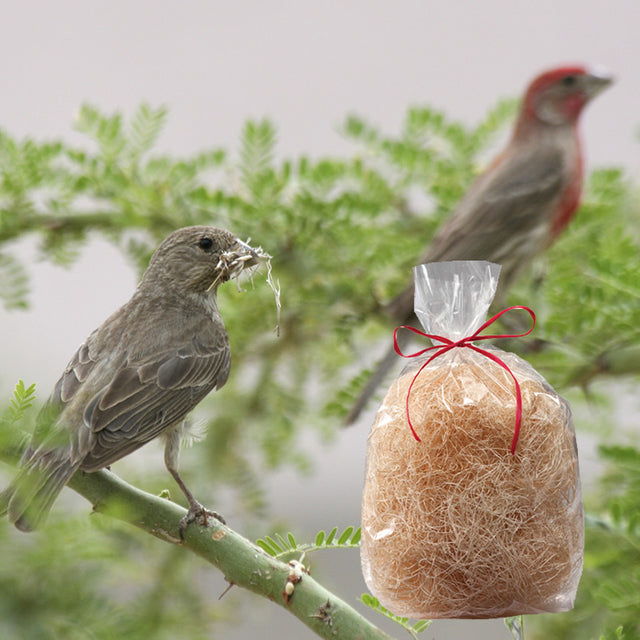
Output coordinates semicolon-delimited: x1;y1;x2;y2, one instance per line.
0;210;170;245
0;441;395;640
566;344;640;388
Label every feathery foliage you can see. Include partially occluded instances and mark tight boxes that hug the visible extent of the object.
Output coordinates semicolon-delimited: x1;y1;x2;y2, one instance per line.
0;252;29;309
256;525;361;560
4;380;36;425
0;102;638;639
360;594;431;639
532;444;640;640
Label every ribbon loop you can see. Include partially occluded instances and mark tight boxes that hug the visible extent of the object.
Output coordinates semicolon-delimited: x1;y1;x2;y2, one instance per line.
393;306;535;454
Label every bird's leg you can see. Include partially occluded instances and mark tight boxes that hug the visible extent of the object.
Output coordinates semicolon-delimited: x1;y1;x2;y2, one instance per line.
163;424;225;538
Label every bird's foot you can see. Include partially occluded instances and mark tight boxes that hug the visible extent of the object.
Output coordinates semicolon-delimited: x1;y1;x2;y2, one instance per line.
179;500;226;539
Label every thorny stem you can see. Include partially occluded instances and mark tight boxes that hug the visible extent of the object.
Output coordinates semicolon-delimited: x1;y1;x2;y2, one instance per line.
0;439;396;640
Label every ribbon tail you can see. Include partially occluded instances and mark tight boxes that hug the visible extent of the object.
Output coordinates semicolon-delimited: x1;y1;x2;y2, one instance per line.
510;377;523;455
405;364;423;443
467;345;523;454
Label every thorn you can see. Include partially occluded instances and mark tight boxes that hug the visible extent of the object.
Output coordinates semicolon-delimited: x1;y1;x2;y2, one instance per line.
218;580;235;600
309;600;334;627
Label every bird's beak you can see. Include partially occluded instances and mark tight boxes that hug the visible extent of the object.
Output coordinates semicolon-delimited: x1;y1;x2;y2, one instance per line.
232;238;262;269
584;67;614;99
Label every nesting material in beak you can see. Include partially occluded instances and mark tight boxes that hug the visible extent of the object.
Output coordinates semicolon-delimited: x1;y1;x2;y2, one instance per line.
210;238;282;336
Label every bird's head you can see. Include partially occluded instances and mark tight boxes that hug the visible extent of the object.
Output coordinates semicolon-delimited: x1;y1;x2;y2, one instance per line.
141;226;265;295
520;65;613;127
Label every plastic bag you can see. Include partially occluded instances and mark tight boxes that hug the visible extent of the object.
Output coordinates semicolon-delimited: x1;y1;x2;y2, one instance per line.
360;261;583;619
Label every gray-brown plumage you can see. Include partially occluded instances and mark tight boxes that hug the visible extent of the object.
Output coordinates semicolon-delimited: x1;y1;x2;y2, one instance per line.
1;226;260;531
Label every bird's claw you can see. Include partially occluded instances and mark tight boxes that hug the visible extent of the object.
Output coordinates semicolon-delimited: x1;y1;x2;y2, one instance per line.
179;502;226;540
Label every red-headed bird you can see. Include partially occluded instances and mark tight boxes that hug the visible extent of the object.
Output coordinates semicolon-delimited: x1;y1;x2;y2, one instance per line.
345;65;613;424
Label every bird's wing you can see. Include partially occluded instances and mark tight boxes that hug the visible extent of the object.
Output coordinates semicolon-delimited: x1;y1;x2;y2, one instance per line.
47;318;230;471
387;146;567;322
25;337;105;454
424;146;566;263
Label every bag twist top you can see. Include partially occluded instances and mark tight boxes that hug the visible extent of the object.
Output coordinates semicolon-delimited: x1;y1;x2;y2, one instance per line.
394;262;535;453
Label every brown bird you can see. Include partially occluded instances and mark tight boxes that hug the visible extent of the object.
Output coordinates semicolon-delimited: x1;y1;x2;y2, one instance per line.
345;65;613;424
1;226;261;531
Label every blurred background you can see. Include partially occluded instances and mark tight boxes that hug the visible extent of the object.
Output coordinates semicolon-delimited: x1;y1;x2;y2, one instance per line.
0;2;638;639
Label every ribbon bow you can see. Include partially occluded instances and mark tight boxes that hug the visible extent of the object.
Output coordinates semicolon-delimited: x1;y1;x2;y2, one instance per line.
393;306;536;455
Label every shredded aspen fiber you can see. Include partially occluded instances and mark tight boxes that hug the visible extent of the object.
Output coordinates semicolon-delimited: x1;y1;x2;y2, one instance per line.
361;348;583;619
212;244;282;335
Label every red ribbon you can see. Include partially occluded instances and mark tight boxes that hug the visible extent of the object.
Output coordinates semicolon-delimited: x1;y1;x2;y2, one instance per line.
393;306;536;455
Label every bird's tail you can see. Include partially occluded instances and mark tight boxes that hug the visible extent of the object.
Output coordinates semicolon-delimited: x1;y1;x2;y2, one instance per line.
383;280;416;325
343;339;404;426
343;277;420;426
2;447;80;531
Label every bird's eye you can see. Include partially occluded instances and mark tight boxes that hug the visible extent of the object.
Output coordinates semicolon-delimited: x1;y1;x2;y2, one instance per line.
198;237;213;251
561;75;577;87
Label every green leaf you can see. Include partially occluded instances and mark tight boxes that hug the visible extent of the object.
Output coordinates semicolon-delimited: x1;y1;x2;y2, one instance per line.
255;539;277;556
254;525;361;561
337;525;354;545
128;103;168;158
275;533;290;551
238;118;277;201
0;252;30;309
360;593;431;637
6;379;37;424
265;535;284;553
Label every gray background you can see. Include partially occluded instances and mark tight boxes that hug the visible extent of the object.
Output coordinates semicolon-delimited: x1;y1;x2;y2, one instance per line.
1;1;638;638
